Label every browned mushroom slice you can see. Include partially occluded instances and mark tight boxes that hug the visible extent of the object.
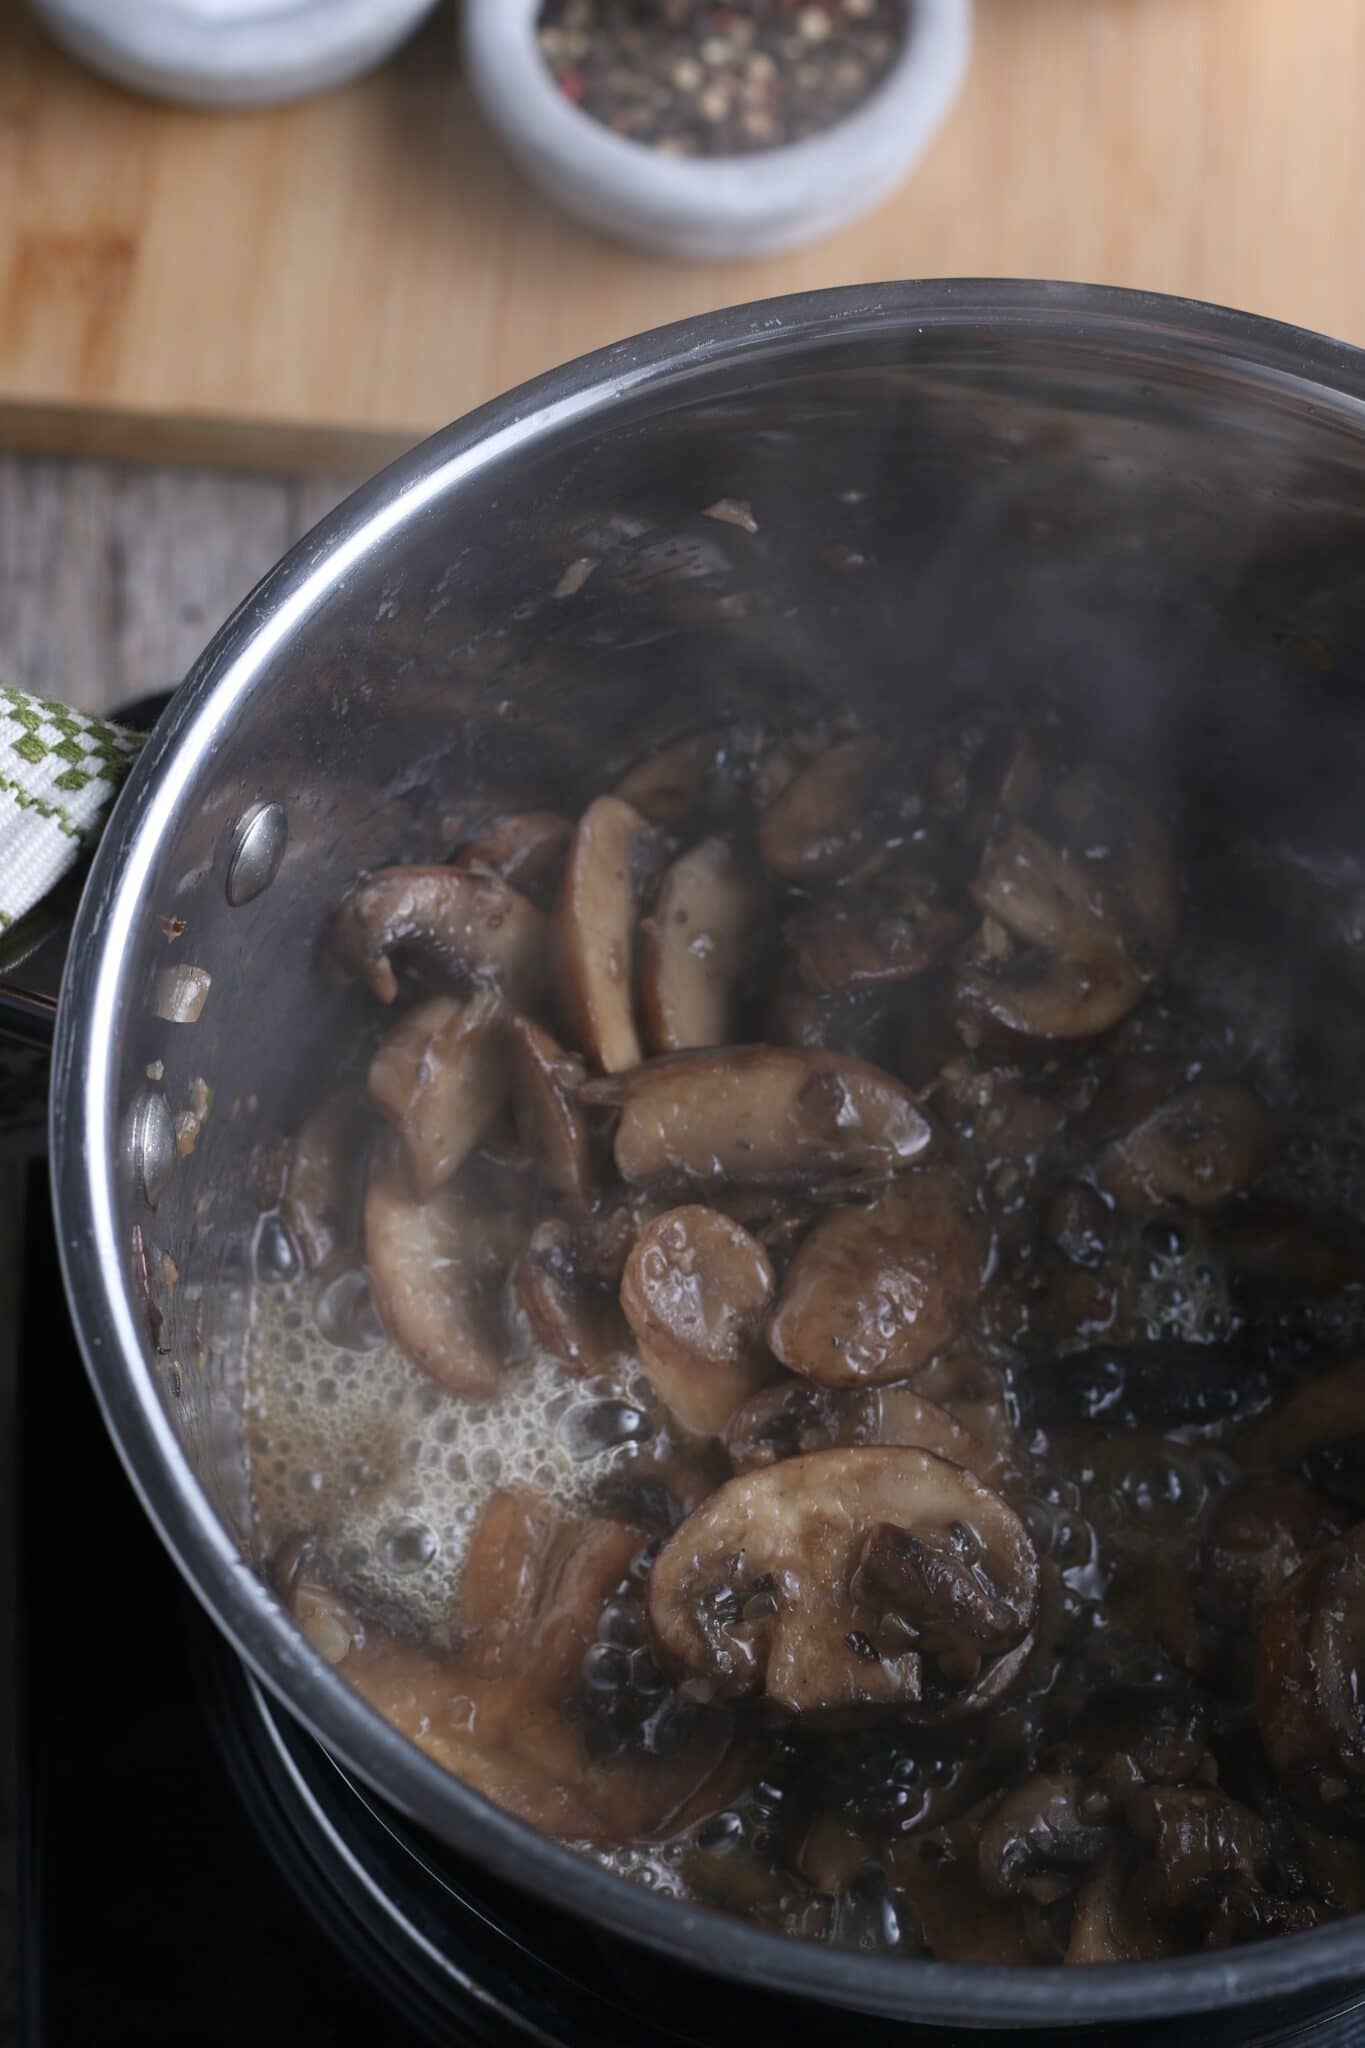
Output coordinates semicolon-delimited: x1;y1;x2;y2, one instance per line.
332;866;547;1008
454;811;574;908
726;1379;1008;1486
1256;1520;1365;1790
553;795;660;1073
784;882;966;996
1102;1082;1272;1213
582;1046;933;1191
573;1187;665;1285
1248;1358;1365;1474
364;1144;506;1399
1126;1786;1273;1917
955;822;1162;1045
640;836;763;1054
507;1015;593;1209
1199;1476;1347;1648
647;1446;1037;1722
910;1343;1019;1477
956;939;1145;1047
766;1172;979;1390
282;1093;364;1272
888;1821;1034;1965
620;1207;778;1437
978;1772;1111;1905
613;732;717;827
454;1484;560;1672
756;736;893;883
367;989;511;1198
1066;1852;1176;1965
512;1219;631;1378
723;1380;869;1470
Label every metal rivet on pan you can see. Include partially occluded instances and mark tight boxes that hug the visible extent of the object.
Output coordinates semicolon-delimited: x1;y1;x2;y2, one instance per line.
225;800;288;906
126;1089;176;1210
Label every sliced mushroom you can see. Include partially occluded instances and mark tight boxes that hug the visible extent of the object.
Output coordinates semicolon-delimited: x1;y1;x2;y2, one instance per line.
955;806;1173;1044
910;1343;1019;1479
301;1499;737;1844
725;1380;1007;1486
581;1046;933;1191
453;1483;560;1670
553;795;660;1073
1199;1476;1346;1646
886;1820;1034;1965
640;836;763;1054
1256;1520;1365;1790
1102;1082;1272;1213
367;989;511;1198
647;1447;1037;1722
364;1142;507;1399
614;732;717;827
756;737;891;883
1066;1852;1175;1964
766;1172;979;1390
978;1772;1111;1905
512;1218;630;1378
784;881;966;996
282;1093;364;1272
620;1207;778;1437
1249;1359;1365;1477
454;810;573;908
332;865;547;1008
507;1015;593;1210
573;1187;665;1285
1125;1785;1272;1917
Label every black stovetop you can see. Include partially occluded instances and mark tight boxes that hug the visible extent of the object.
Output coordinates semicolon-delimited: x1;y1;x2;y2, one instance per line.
17;1164;429;2048
18;1159;1365;2048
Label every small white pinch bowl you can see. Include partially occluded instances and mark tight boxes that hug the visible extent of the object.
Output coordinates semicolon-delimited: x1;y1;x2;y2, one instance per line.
462;0;972;262
27;0;443;109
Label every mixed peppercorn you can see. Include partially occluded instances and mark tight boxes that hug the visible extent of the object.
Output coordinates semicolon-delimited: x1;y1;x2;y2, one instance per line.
536;0;908;157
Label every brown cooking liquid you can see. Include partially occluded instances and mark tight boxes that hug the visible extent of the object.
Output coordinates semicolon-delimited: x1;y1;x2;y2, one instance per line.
246;715;1365;1964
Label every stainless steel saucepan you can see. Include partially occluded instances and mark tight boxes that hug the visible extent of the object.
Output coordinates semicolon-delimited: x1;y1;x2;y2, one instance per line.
31;281;1365;2030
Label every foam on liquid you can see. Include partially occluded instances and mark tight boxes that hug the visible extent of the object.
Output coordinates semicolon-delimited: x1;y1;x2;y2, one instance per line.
244;1224;647;1635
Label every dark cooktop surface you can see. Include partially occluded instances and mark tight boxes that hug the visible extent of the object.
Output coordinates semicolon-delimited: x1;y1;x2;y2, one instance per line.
19;1164;1365;2047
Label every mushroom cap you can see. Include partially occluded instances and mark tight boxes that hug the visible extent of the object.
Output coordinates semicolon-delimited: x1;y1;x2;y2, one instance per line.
621;1206;779;1438
583;1045;933;1192
766;1171;980;1389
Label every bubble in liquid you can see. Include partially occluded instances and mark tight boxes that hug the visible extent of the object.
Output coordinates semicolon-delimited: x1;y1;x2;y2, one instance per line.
583;1643;630;1692
379;1519;440;1575
315;1269;385;1353
254;1213;299;1285
561;1400;652;1460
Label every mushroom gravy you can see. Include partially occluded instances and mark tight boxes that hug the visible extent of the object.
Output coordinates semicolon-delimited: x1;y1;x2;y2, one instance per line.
246;711;1365;1964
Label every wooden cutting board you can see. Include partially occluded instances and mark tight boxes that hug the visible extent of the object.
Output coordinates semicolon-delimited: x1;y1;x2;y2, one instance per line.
2;0;1364;472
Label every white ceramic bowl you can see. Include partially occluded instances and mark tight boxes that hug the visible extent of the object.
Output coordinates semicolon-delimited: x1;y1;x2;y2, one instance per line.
463;0;971;261
28;0;442;108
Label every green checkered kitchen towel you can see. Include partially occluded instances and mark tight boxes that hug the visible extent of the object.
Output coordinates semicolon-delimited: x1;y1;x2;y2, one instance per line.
0;683;145;931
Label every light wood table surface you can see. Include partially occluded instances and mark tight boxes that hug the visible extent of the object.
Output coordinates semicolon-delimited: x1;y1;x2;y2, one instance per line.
1;0;1363;469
